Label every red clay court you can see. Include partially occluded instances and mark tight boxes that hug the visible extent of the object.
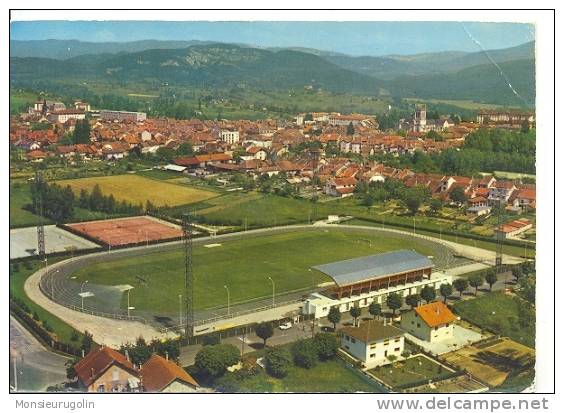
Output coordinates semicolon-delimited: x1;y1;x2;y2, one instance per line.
66;216;183;247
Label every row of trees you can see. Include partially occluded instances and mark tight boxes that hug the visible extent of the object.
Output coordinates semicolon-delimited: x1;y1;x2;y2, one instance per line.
29;181;143;222
78;184;143;215
118;336;182;366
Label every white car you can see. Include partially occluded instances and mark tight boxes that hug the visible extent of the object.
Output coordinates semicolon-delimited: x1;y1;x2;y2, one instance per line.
279;321;293;330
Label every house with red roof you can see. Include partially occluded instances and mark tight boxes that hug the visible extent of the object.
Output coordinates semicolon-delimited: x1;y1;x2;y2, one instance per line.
400;301;457;343
140;355;199;393
74;346;140;392
325;177;357;197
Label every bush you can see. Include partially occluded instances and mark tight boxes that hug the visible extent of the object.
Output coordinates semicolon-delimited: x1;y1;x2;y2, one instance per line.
314;333;339;360
264;347;292;378
194;344;240;379
292;339;319;369
202;333;221;346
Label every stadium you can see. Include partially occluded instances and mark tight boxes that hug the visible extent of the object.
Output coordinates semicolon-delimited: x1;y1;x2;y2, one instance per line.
38;223;469;336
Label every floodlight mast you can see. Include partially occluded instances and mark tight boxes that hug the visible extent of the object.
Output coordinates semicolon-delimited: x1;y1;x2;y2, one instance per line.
182;213;194;340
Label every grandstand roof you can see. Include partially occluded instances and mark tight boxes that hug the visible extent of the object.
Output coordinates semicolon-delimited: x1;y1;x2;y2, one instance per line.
312;250;434;287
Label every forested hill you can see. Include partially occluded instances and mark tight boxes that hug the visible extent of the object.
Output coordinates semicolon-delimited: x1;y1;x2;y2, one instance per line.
10;44;386;95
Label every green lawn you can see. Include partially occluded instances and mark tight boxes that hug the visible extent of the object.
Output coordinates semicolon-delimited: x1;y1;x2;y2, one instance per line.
10;259;83;345
72;228;438;314
10;182;50;228
368;355;454;389
218;358;384;393
453;292;535;348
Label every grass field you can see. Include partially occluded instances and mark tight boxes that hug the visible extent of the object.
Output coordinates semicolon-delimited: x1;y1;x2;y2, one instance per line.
71;228;439;314
10;182;47;228
404;98;519;111
10;260;82;345
453;292;535;347
441;338;534;388
368;355;453;389
56;174;217;207
217;358;383;393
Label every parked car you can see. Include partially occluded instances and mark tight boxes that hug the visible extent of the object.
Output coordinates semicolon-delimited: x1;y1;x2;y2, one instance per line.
279;321;293;330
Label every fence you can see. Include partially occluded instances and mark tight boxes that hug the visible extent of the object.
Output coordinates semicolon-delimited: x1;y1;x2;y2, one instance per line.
10;300;82;357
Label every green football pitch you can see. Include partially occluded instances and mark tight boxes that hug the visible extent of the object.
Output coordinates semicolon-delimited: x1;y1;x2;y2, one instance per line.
71;228;442;314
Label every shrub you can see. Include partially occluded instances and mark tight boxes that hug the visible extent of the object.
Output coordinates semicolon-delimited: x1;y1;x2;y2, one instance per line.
194;344;240;379
313;333;339;360
264;347;292;378
292;339;319;369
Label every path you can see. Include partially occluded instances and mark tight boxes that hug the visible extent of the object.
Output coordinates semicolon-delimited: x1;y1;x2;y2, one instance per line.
10;315;70;392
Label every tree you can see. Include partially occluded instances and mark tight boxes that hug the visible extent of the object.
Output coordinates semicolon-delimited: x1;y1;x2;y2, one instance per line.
386;293;403;315
327;306;341;330
453;278;469;297
429;198;443;215
81;331;94;353
194;344;240;378
72;119;91;144
255;322;274;347
449;186;467;205
468;274;484;295
349;306;362;326
346;122;355;136
405;294;420;309
292;339;319;369
439;283;453;303
313;333;338;360
264;347;292;378
420;285;436;304
65;358;78;380
405;193;422;215
368;302;382;319
512;265;524;282
485;270;498;291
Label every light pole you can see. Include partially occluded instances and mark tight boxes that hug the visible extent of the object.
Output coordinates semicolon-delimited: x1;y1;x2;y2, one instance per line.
178;294;183;327
126;287;135;317
80;280;89;310
224;285;230;316
268;276;275;307
413;216;416;234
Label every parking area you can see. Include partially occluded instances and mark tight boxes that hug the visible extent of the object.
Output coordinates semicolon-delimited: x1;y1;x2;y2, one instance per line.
10;225;99;259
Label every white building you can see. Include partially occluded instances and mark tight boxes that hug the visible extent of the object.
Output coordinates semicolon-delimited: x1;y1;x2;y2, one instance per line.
100;110;147;122
303;250;452;319
340;320;405;368
220;130;240;144
48;109;86;123
400;301;456;343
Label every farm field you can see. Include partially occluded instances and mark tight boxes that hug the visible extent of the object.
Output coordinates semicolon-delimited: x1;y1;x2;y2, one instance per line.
56;174;218;207
70;228;440;314
441;338;534;388
453;292;535;347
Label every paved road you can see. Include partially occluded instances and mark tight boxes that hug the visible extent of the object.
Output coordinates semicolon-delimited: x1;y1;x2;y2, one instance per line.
9;315;70;392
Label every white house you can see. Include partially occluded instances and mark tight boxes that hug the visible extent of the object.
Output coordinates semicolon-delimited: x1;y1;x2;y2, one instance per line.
400;301;456;343
221;130;240;144
340;320;405;368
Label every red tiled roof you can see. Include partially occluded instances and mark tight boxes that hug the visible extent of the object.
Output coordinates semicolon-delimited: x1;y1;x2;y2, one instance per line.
141;355;198;392
74;346;137;387
414;302;456;328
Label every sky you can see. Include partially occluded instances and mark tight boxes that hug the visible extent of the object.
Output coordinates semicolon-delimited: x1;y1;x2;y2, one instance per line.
9;21;535;56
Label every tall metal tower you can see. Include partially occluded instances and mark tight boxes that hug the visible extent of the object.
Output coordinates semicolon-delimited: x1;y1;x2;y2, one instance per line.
495;198;504;274
34;170;46;261
182;213;194;339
